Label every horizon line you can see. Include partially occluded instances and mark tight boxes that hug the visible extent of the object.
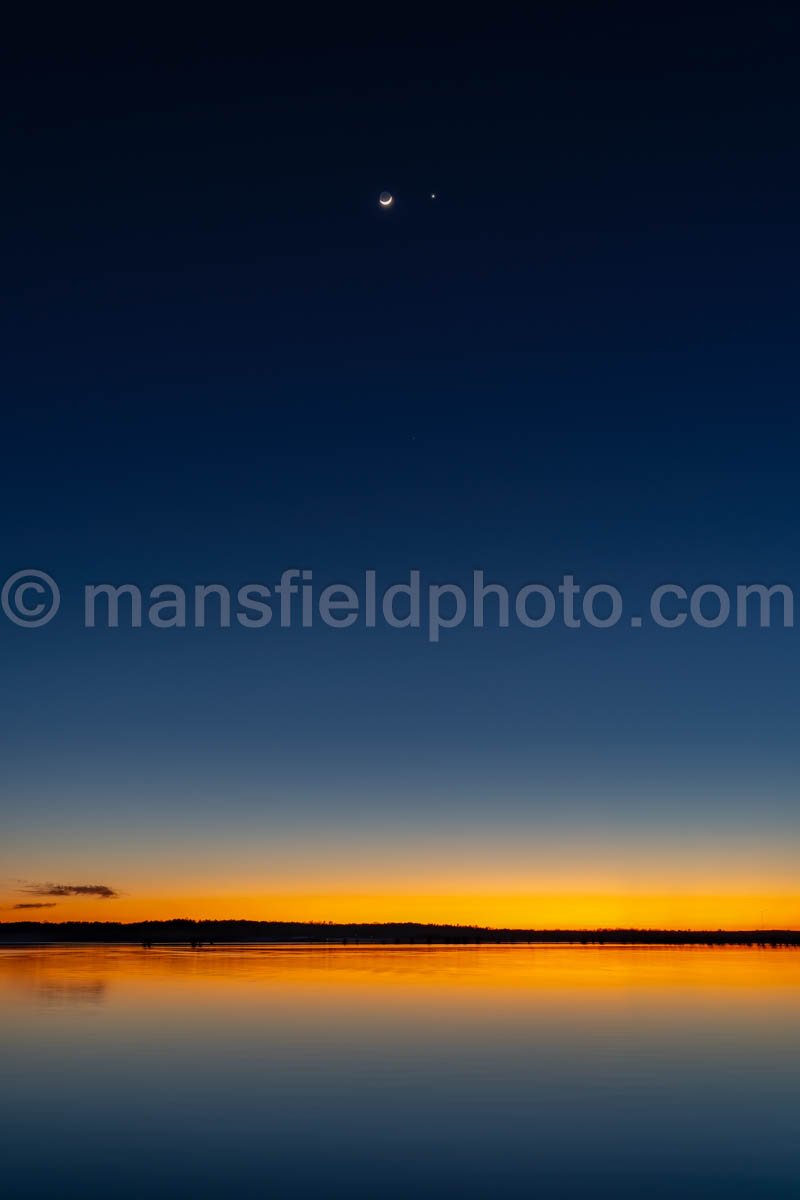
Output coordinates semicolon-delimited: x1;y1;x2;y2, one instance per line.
1;918;799;935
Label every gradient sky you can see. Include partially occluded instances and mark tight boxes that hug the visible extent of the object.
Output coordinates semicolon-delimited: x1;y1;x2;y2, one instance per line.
2;9;799;927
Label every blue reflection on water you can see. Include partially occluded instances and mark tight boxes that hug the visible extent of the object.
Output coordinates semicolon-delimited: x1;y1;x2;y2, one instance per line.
0;945;797;1198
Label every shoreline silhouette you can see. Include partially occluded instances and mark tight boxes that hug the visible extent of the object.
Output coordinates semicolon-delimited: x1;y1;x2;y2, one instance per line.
0;919;798;947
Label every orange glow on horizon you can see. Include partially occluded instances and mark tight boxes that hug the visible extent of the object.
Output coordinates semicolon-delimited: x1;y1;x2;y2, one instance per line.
4;887;800;930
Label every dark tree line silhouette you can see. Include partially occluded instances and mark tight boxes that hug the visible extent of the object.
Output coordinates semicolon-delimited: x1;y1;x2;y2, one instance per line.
1;920;798;947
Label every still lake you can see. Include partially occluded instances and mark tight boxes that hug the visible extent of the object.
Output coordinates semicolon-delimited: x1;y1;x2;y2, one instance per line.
1;944;798;1198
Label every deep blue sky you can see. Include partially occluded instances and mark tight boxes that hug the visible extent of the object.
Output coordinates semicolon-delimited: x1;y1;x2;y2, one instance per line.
1;7;799;921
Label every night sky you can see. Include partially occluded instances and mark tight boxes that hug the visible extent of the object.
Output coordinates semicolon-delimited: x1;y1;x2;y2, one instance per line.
2;8;799;926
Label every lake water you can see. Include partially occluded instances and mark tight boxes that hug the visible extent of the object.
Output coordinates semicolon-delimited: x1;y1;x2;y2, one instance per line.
1;944;798;1198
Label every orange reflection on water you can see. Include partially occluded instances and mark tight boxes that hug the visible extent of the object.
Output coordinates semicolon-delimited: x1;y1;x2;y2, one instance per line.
2;943;800;1015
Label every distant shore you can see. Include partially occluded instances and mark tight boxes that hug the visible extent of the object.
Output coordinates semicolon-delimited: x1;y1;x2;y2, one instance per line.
0;920;798;948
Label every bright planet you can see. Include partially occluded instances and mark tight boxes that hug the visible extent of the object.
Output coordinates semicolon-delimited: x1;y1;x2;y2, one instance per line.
378;191;393;207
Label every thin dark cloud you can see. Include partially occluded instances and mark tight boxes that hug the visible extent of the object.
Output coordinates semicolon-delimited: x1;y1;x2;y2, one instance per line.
12;902;58;910
22;883;119;899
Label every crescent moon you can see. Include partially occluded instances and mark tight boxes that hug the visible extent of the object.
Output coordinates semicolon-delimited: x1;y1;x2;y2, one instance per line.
379;192;394;207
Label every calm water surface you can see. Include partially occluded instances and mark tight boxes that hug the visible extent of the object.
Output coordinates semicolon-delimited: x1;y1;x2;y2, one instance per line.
1;944;798;1198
